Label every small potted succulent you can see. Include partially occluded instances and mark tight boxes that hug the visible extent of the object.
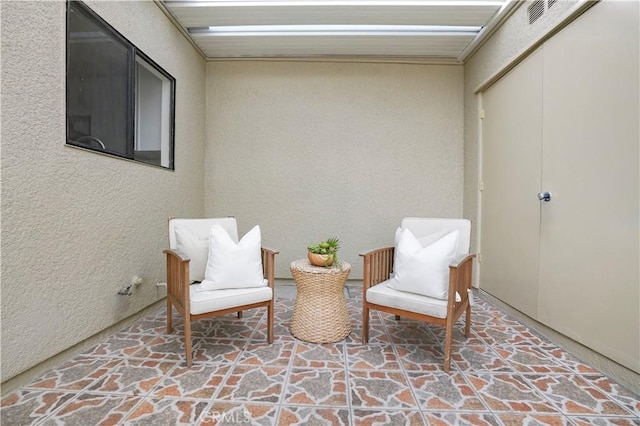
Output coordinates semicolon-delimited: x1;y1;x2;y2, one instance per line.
307;237;340;267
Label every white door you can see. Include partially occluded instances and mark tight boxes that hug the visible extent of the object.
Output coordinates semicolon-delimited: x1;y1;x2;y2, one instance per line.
480;49;543;318
538;0;639;371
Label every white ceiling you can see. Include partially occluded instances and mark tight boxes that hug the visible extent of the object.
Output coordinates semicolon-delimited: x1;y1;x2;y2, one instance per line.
158;0;514;62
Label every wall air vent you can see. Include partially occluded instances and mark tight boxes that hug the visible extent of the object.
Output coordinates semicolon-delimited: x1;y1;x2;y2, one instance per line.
528;0;545;24
548;0;557;8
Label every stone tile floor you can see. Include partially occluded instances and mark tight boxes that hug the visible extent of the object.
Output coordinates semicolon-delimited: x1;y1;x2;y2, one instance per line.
2;287;639;425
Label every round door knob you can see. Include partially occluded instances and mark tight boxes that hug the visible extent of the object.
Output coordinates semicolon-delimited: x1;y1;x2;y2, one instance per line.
538;191;552;202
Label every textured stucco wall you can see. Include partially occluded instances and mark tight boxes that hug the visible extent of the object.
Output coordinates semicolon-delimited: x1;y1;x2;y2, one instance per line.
205;61;464;279
1;1;206;382
463;0;579;277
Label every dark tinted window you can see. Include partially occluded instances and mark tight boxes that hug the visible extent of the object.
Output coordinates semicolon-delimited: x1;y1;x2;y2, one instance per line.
66;1;174;169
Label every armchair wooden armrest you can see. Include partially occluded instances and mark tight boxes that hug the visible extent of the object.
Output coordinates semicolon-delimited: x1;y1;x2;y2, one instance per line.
163;248;191;289
359;246;395;291
163;248;191;333
261;247;279;289
448;253;475;299
164;248;190;263
446;253;476;338
450;253;475;269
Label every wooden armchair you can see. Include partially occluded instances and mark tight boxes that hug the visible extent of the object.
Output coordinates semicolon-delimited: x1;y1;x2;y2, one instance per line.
164;217;278;366
360;218;475;372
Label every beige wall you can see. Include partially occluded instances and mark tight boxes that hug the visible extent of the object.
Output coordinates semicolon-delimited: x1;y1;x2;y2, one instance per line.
204;61;464;279
0;1;206;382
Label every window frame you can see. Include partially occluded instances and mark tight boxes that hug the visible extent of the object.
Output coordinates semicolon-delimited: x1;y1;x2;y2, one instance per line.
65;0;176;170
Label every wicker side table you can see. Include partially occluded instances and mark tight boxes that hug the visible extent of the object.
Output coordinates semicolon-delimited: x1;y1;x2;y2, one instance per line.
290;259;351;343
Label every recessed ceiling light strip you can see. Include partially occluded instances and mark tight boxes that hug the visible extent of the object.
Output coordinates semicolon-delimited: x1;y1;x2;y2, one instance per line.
191;24;481;36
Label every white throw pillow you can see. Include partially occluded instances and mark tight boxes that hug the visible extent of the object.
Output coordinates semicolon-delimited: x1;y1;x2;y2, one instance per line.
174;225;209;283
388;228;459;300
394;227;450;249
201;225;265;290
392;227;452;280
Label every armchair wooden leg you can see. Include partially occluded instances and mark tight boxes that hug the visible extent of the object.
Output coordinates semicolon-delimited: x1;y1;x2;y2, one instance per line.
167;299;173;333
185;317;193;367
443;319;454;372
465;304;472;338
362;305;370;344
237;311;243;319
267;300;274;344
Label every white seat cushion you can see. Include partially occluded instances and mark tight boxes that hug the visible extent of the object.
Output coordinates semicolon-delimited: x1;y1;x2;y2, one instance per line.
367;280;449;319
190;281;272;315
